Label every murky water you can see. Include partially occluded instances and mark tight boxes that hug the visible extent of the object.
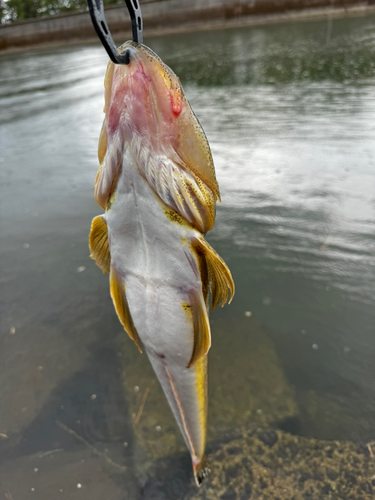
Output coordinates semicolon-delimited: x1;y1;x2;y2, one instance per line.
1;12;375;499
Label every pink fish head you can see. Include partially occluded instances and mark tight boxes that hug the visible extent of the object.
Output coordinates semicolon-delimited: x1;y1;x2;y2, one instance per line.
102;42;220;201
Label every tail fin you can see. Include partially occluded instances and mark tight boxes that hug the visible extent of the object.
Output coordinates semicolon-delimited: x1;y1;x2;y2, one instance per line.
193;454;210;486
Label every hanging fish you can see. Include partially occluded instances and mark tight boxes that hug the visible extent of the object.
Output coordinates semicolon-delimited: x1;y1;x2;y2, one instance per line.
89;41;234;485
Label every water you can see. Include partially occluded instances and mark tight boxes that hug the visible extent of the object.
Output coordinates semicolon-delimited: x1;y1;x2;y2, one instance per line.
1;13;375;499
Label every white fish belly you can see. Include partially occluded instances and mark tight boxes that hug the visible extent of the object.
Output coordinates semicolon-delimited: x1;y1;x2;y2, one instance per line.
106;150;207;460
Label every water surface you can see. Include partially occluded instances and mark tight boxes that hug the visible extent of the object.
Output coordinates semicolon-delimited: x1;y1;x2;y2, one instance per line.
1;13;375;499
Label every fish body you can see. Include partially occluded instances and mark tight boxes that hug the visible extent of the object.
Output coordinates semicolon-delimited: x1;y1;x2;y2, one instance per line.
89;42;234;484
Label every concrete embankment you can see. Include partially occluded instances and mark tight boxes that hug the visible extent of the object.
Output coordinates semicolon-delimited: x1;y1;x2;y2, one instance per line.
1;0;375;51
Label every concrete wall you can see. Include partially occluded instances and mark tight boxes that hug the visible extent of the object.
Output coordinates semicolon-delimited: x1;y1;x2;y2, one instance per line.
1;0;373;51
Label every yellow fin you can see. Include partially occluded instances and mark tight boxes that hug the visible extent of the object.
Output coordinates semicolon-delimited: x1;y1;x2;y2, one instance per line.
94;131;123;210
110;266;142;353
103;61;115;114
196;250;209;307
176;108;221;203
194;355;208;449
192;236;235;310
186;288;211;368
98;120;107;165
89;215;111;274
134;137;216;233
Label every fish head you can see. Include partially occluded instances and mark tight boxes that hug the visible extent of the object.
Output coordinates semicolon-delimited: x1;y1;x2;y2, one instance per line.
103;42;220;200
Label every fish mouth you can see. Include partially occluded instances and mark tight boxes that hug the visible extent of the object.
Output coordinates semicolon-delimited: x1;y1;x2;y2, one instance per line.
117;41;177;87
103;40;185;154
115;41;183;118
102;40;220;203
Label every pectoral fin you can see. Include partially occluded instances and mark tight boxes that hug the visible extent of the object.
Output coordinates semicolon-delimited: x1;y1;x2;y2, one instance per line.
98;120;107;165
95;131;124;210
110;266;142;353
133;139;216;233
89;215;111;274
175;107;221;202
186;288;211;368
192;236;235;310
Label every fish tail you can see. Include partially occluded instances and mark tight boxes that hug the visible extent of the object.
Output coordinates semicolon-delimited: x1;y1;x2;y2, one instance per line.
193;453;210;486
146;350;208;482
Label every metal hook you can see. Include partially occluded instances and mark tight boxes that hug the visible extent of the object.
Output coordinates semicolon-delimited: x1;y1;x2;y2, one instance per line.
125;0;143;45
87;0;143;65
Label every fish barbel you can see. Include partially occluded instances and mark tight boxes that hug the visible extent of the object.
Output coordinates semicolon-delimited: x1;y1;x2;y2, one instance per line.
89;41;234;485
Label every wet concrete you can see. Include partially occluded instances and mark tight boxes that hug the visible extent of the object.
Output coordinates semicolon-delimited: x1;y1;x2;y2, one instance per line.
1;0;375;51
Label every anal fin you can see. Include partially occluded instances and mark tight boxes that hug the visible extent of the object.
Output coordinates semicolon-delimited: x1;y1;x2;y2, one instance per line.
186;288;211;368
89;215;111;274
192;236;235;310
110;266;142;353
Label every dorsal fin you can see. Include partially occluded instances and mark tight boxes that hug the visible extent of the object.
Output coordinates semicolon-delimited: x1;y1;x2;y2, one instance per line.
89;215;111;274
110;266;142;353
191;236;235;310
186;288;211;368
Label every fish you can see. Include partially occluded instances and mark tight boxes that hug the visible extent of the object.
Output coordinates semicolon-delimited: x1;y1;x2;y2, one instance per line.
89;41;234;485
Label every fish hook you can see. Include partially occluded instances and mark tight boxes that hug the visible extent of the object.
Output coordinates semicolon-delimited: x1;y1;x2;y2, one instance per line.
87;0;143;64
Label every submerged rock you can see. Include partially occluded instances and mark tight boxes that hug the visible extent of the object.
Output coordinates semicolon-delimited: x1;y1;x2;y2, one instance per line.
140;427;374;499
189;427;375;500
207;315;298;436
119;315;299;467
